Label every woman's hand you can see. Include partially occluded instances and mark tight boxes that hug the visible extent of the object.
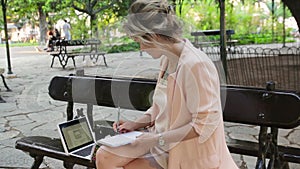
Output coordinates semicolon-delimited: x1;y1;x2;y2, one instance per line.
112;120;137;133
131;132;159;149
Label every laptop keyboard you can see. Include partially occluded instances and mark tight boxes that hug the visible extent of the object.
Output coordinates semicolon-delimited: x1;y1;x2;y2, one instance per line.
73;145;93;157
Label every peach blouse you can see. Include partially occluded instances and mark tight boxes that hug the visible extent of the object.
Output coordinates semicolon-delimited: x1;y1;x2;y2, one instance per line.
145;39;238;169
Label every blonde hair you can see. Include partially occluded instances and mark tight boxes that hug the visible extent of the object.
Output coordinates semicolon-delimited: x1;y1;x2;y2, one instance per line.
123;0;182;46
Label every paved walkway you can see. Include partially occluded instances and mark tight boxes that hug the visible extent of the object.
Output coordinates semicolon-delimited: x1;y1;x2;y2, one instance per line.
0;45;299;169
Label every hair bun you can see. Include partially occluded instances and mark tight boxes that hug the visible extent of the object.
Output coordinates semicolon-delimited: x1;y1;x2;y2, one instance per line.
124;0;182;44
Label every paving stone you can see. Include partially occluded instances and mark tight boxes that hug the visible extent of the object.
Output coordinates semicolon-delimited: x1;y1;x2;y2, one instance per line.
28;110;64;123
0;117;6;124
289;163;300;169
231;154;249;169
0;130;20;141
224;122;240;127
242;155;258;169
229;132;258;142
48;100;65;108
288;144;300;149
0;146;36;168
0;125;5;132
287;129;300;146
227;125;259;142
279;128;293;137
0;102;17;113
278;135;291;146
6;114;28;121
8;117;33;128
0;137;20;147
13;121;45;137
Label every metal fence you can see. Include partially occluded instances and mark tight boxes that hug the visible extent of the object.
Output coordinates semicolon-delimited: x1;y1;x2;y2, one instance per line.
202;46;300;91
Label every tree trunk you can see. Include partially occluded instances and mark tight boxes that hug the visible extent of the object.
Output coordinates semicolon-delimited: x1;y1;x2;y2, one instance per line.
90;14;99;39
1;0;13;74
219;0;227;78
38;4;47;45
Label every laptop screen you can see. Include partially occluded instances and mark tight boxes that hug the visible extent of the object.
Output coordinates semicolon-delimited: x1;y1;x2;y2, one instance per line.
58;117;94;152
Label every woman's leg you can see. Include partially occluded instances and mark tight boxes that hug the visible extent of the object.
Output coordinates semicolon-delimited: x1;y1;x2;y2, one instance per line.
96;143;150;169
96;148;163;169
124;156;164;169
96;148;134;169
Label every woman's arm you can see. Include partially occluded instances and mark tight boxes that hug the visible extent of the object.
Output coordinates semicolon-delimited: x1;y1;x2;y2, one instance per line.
115;112;153;133
149;60;221;147
134;120;200;149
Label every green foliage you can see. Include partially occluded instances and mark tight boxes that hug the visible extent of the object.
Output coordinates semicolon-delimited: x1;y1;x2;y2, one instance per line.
177;0;220;31
0;42;39;47
107;42;140;53
0;0;297;50
232;30;295;45
176;0;294;38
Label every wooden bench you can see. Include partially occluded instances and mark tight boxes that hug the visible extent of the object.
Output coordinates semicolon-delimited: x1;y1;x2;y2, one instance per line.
15;75;300;169
49;39;107;69
191;29;238;49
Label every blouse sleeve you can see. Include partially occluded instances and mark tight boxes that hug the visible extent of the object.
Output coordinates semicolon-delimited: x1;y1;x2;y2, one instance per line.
182;60;222;143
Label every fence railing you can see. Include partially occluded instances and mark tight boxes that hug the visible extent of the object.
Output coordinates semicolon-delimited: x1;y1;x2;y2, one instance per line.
202;46;300;91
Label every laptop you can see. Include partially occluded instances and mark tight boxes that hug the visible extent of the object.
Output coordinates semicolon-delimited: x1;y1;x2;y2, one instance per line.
57;116;97;160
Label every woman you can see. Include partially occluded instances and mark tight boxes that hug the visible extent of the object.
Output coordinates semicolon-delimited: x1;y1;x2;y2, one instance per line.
45;28;60;52
96;0;239;168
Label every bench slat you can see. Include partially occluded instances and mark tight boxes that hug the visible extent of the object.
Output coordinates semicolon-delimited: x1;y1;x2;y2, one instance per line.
223;86;300;129
48;76;156;111
67;52;106;57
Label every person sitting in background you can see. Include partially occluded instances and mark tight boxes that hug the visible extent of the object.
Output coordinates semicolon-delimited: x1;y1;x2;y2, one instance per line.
54;29;61;40
45;28;60;52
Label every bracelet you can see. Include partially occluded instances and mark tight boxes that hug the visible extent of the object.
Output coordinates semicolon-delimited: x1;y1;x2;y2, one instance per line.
158;133;165;147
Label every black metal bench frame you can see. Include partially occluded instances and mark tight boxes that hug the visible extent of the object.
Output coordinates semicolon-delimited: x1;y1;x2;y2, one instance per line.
0;69;12;103
15;74;300;169
49;39;107;69
0;73;11;92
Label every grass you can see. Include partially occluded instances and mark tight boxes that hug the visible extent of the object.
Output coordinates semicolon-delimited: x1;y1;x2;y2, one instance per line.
0;42;39;47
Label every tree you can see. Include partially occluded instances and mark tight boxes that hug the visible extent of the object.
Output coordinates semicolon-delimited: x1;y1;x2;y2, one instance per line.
69;0;122;39
8;0;64;44
1;0;12;74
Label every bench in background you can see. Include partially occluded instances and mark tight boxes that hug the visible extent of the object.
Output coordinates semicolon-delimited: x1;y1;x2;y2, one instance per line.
49;39;107;69
191;29;238;49
15;74;300;169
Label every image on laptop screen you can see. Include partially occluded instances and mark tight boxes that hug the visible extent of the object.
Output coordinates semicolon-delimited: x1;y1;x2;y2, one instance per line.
59;117;94;152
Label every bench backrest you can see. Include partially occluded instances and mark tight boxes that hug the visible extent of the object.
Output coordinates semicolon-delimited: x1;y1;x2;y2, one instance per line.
54;39;101;46
191;29;235;37
49;75;300;129
49;75;156;111
222;86;300;128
